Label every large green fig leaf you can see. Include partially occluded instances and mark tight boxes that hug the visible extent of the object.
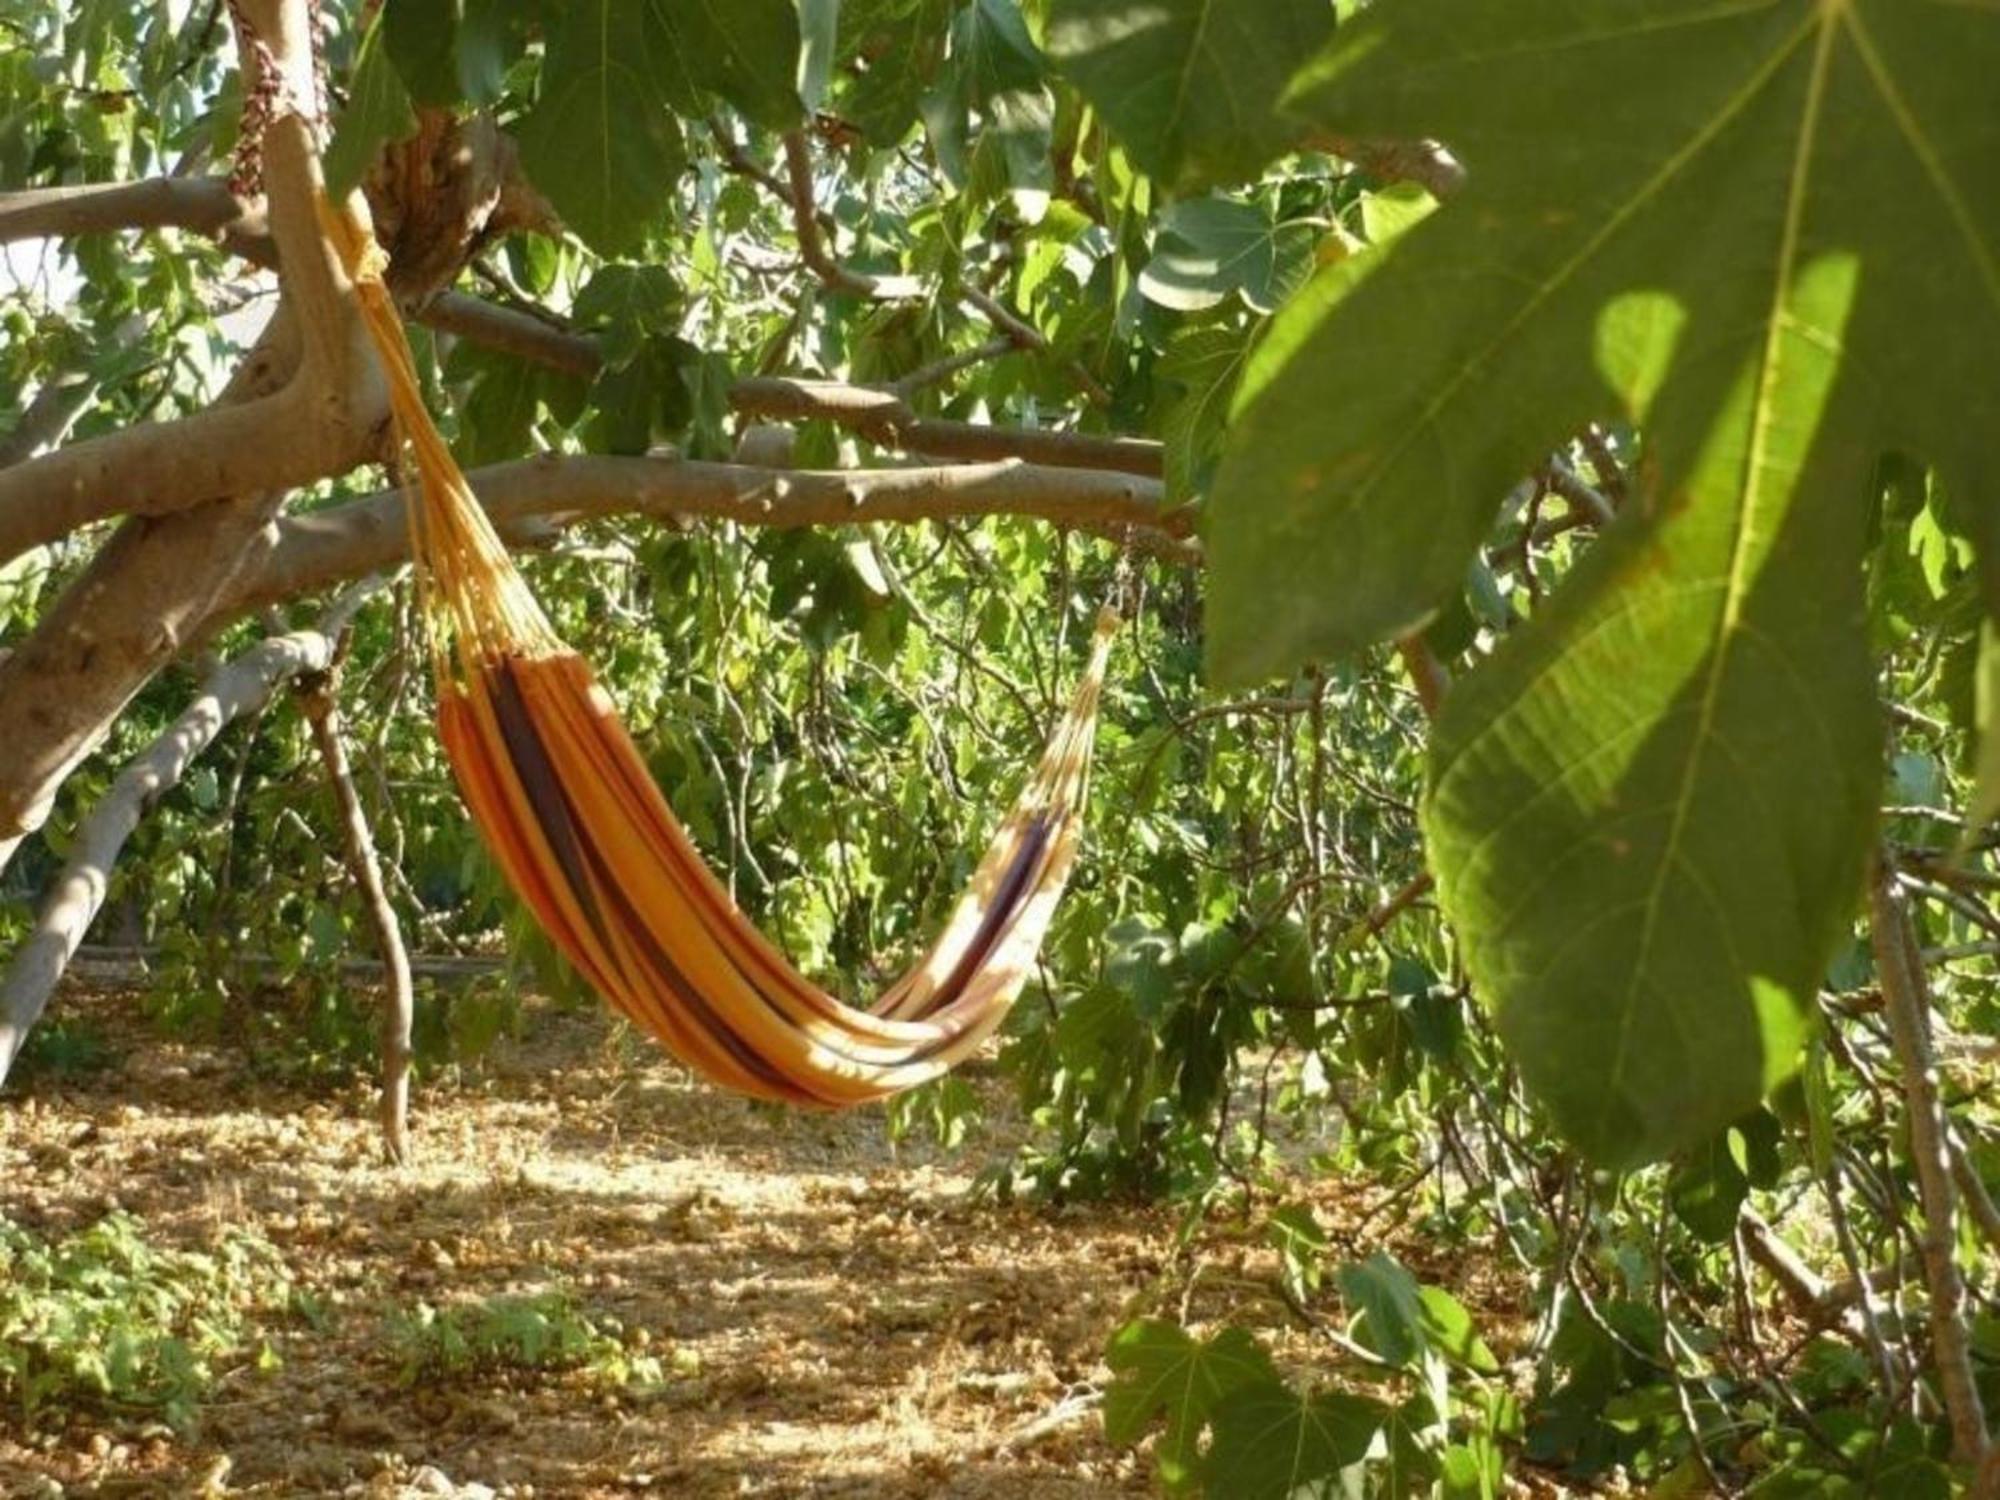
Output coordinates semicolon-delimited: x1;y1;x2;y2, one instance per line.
324;15;418;197
1046;0;1334;191
1205;0;2000;1163
517;1;688;257
645;0;810;130
1102;1318;1277;1491
837;0;955;145
1204;1382;1384;1499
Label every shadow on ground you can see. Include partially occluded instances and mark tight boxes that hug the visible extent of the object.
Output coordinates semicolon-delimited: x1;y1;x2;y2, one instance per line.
2;990;1201;1498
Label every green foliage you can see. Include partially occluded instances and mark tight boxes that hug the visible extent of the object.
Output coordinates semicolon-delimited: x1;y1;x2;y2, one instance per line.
1106;1256;1510;1498
1205;0;2000;1165
1138;197;1317;316
1103;1319;1277;1490
10;4;2000;1495
1203;1381;1385;1499
10;1016;116;1078
837;0;954;146
324;14;417;197
384;1290;662;1389
647;0;812;131
515;2;690;256
0;1214;289;1432
1156;324;1249;505
1046;0;1334;192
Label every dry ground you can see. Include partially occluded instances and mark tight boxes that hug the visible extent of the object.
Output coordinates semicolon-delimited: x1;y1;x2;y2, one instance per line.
1;987;1529;1500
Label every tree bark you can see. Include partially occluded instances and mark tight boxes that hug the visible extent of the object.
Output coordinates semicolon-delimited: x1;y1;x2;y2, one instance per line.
0;0;377;865
730;378;1163;476
213;452;1185;622
0;585;377;1083
0;315;305;863
1870;857;1990;1466
298;653;415;1164
0;177;270;261
0;383;369;569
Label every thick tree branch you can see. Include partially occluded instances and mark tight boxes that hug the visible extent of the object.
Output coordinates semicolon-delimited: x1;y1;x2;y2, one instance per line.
9;179;1155;489
0;390;360;568
0;130;382;571
0;583;378;1084
0;0;367;852
730;378;1162;477
417;288;601;376
219;452;1185;619
0;177;271;262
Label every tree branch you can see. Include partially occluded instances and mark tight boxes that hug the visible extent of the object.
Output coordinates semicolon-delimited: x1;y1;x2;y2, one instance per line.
218;452;1185;619
417;287;601;375
8;179;1153;487
0;177;272;263
420;293;1156;474
0;583;379;1085
780;131;924;300
0;0;368;852
0;88;384;571
890;335;1013;398
0;391;358;568
730;377;1162;477
1871;856;1990;1466
779;132;1111;405
298;648;415;1164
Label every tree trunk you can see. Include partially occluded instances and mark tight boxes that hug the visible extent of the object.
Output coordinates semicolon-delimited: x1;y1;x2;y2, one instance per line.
0;0;379;871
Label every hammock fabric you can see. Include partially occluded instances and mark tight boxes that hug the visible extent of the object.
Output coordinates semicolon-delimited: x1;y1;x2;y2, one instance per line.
323;199;1116;1107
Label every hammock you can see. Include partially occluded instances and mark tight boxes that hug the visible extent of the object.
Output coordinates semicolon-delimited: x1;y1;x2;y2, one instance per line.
322;199;1116;1107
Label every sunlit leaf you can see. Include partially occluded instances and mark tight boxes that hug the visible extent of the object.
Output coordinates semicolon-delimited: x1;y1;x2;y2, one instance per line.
1208;0;2000;1164
1103;1318;1277;1491
1205;1380;1384;1499
1137;198;1316;315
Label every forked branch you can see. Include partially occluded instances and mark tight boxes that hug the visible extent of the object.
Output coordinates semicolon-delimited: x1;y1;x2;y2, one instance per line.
0;583;380;1085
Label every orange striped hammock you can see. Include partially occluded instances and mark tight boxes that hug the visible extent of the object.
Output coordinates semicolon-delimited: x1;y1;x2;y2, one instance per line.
322;199;1116;1108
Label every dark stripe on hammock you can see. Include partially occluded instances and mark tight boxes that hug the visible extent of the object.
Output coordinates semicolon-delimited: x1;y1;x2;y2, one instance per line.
486;655;607;945
488;655;810;1099
901;813;1053;1024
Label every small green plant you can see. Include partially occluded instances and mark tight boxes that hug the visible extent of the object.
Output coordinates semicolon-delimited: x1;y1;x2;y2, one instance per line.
0;1212;290;1432
885;1075;982;1151
10;1017;116;1078
1103;1250;1508;1498
384;1290;661;1389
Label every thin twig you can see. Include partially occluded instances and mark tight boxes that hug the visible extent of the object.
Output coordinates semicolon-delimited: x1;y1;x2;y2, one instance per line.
1871;853;1991;1465
298;641;416;1164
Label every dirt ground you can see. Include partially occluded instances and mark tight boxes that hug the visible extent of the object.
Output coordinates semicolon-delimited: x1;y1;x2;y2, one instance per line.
1;988;1528;1500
